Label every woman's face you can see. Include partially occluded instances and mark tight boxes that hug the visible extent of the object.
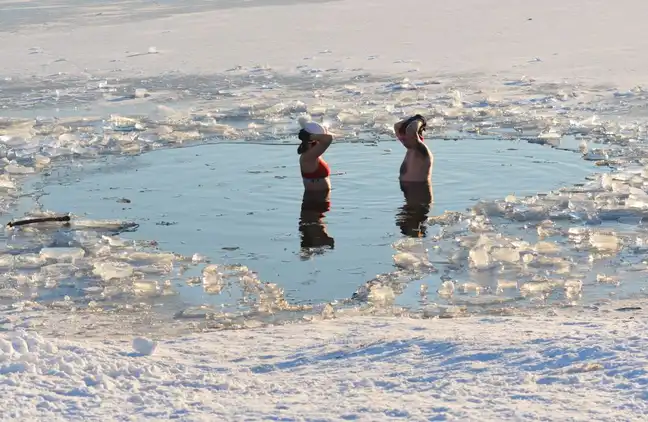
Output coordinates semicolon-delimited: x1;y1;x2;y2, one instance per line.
300;125;328;152
306;136;321;150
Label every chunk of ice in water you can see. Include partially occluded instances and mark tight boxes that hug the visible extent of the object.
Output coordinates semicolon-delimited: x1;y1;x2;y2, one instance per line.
393;252;430;269
102;235;129;247
437;280;454;298
367;285;395;306
133;280;159;295
520;280;556;297
469;216;493;232
496;279;518;293
5;163;34;174
192;253;208;263
320;303;335;319
625;192;648;209
92;261;134;281
125;251;175;263
39;247;85;261
134;263;172;275
51;296;75;309
567;227;589;244
538;129;561;140
58;133;78;144
0;288;22;299
202;264;225;294
83;286;103;295
186;277;200;285
564;279;583;293
589;232;620;252
564;279;583;301
490;246;520;264
174;306;216;319
0;174;16;190
0;255;14;268
534;241;560;254
596;274;620;285
101;285;124;298
41;263;77;277
601;173;613;190
34;154;51;168
469;246;491;270
458;282;483;294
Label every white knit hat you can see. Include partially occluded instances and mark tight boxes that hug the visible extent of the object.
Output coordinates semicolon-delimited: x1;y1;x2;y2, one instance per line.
298;116;327;135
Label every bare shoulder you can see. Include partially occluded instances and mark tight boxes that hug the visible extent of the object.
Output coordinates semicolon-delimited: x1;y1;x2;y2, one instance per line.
415;141;432;159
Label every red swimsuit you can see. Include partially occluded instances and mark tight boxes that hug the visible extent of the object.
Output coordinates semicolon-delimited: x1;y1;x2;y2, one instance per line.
301;157;330;179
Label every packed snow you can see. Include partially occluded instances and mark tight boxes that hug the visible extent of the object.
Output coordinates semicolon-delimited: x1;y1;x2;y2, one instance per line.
1;303;648;420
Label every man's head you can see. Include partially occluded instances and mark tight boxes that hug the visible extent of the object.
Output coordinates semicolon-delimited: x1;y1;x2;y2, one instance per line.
398;114;427;139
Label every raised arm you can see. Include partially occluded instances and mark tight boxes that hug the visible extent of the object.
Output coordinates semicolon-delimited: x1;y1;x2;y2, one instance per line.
301;133;333;159
395;115;426;150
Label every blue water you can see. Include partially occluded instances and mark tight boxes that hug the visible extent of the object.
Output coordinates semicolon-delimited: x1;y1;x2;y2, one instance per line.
29;136;597;311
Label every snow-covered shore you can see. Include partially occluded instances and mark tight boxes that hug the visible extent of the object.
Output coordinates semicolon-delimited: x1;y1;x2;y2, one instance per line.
2;301;647;421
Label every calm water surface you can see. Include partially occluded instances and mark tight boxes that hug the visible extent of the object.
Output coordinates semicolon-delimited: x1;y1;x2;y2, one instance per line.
31;137;597;310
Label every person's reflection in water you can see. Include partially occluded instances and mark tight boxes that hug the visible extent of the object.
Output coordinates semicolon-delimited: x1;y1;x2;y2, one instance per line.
396;181;434;238
299;190;335;259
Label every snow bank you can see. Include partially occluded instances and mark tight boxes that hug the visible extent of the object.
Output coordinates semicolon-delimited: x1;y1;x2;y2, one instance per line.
1;305;647;420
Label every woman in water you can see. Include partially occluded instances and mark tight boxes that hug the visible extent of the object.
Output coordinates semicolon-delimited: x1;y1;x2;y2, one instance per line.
296;117;335;254
297;116;333;191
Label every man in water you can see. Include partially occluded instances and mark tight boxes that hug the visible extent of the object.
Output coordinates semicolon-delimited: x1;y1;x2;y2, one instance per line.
393;114;434;237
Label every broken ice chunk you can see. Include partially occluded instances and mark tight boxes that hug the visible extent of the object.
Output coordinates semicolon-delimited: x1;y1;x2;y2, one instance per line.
5;162;34;174
520;280;557;298
496;279;518;293
490;246;520;264
457;282;483;295
564;279;583;301
589;232;620;253
132;280;160;296
469;246;491;270
92;261;134;281
39;247;85;262
437;280;455;298
0;174;17;190
367;284;395;306
202;264;225;294
534;241;561;254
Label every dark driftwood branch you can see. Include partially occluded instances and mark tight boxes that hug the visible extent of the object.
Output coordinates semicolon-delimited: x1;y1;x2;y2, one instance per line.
6;215;71;228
